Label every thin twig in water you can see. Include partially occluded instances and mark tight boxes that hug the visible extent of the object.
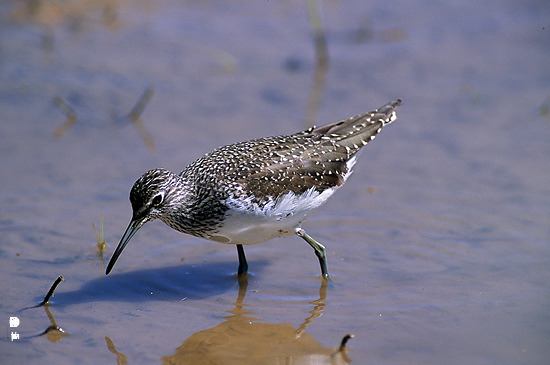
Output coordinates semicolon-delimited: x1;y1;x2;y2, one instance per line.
125;87;155;151
338;334;354;352
305;0;329;127
332;333;354;363
540;97;550;118
39;275;64;306
53;97;78;137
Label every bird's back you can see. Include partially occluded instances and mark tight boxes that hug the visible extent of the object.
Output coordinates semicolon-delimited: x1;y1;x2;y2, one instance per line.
181;99;401;203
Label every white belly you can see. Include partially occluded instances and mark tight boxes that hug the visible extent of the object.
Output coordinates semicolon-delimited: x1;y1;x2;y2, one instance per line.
205;187;337;245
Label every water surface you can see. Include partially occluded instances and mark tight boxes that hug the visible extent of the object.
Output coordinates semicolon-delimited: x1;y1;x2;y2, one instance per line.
1;1;549;364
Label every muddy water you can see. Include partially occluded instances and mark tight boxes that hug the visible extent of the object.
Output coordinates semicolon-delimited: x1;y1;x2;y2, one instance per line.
1;1;549;364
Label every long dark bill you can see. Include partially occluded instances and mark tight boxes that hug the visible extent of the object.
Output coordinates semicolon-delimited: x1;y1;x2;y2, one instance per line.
106;218;146;275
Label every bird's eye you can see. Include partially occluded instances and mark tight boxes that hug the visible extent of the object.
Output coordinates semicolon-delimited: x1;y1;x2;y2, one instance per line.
151;193;164;207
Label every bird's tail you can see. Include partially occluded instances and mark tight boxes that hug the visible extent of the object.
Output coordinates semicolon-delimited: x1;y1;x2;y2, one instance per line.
310;98;402;152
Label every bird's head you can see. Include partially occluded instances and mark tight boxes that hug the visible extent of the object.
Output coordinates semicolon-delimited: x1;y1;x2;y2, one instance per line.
129;168;180;222
106;168;181;275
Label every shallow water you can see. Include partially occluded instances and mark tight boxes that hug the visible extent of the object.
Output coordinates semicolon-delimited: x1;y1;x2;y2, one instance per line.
1;0;549;364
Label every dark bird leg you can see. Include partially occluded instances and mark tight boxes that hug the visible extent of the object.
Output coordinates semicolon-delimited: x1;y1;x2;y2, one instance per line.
295;228;330;280
236;244;248;277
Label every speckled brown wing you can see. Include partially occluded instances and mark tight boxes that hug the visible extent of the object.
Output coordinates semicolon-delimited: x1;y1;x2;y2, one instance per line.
236;99;402;200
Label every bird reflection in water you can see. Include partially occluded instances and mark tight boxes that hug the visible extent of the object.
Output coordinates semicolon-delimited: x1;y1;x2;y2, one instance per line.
160;277;352;365
104;278;352;364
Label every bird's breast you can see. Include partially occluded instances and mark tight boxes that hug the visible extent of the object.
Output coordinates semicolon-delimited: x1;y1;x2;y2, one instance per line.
206;187;337;245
